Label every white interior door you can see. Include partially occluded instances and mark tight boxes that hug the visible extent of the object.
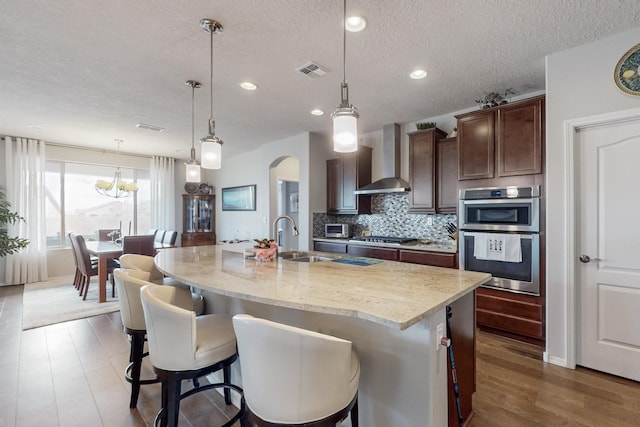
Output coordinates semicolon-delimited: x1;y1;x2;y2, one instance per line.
576;117;640;381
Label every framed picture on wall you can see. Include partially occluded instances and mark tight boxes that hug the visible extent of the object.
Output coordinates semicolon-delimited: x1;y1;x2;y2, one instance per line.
221;185;256;211
289;192;299;213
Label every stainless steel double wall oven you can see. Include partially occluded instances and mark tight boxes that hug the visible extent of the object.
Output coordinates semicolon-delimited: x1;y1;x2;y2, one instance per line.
458;185;540;296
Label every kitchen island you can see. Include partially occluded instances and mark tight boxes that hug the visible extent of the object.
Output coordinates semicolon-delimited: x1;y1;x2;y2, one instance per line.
155;245;490;426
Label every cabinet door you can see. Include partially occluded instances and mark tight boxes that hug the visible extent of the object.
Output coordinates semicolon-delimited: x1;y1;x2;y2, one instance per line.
497;97;543;176
457;111;495;180
436;137;458;213
408;131;436;213
341;152;358;211
326;159;342;214
347;245;398;260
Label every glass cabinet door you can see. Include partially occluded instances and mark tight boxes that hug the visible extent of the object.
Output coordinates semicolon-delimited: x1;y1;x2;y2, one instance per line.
184;198;196;232
198;198;212;232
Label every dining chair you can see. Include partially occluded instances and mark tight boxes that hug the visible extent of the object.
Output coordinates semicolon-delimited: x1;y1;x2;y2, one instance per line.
154;230;166;245
162;230;177;246
72;233;117;300
121;234;155;256
68;232;82;290
140;284;242;427
232;314;360;426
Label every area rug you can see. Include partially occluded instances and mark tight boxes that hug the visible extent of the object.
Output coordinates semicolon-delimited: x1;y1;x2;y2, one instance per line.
22;275;120;330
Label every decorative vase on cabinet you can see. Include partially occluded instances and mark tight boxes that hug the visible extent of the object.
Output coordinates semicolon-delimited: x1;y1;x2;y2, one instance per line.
182;194;216;247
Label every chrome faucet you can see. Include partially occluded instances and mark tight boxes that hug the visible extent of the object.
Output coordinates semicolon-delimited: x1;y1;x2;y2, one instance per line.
272;215;299;247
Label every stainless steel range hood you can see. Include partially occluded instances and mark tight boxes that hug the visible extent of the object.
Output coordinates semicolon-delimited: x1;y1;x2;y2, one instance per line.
354;123;410;194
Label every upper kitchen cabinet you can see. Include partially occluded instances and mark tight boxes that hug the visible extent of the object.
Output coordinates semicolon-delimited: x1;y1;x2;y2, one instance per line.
456;95;544;180
407;128;455;213
326;146;372;214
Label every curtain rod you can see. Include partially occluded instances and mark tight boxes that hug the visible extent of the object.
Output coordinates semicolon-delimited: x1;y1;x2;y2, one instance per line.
1;135;158;160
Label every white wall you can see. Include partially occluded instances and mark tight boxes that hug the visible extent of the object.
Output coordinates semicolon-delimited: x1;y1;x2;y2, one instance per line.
210;132;332;250
545;26;640;365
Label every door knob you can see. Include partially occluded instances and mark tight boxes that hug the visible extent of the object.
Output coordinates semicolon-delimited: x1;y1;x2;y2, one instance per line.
579;255;601;263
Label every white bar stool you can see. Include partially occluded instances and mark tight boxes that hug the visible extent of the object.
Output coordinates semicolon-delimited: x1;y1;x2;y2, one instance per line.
140;284;243;427
232;314;360;426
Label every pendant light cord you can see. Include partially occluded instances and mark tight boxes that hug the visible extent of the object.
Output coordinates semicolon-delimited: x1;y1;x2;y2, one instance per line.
191;84;196;157
342;0;347;85
209;29;214;126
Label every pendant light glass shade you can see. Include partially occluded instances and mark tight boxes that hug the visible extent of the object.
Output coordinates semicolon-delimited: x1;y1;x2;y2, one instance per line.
200;18;224;170
332;0;358;153
186;160;201;182
185;80;202;182
201;136;222;169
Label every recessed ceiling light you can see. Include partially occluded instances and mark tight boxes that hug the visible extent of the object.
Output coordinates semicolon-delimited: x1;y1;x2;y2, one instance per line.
346;16;366;32
410;69;427;79
311;109;324;116
240;81;257;90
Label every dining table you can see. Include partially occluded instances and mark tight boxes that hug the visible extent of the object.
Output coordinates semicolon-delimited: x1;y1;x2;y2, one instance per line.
85;240;176;303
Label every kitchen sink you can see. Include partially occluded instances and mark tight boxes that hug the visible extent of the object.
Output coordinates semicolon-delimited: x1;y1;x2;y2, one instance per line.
278;250;312;259
285;255;334;263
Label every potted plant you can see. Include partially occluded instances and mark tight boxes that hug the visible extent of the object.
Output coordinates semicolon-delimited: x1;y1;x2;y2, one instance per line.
0;186;29;256
253;238;278;262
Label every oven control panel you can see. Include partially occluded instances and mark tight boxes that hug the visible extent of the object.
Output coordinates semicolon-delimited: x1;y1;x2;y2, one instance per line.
460;185;540;200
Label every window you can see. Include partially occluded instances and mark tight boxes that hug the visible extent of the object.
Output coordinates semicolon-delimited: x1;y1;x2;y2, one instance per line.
45;161;150;247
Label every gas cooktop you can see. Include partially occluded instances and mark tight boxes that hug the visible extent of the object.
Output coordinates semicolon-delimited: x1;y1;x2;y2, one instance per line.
349;236;417;245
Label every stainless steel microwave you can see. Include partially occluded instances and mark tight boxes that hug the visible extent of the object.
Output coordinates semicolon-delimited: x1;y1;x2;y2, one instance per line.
325;224;350;238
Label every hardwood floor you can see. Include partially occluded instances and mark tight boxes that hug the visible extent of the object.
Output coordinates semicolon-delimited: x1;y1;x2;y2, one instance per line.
2;283;639;427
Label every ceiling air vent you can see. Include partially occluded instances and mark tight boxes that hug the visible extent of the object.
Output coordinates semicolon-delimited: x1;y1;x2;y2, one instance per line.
296;62;329;79
136;123;166;132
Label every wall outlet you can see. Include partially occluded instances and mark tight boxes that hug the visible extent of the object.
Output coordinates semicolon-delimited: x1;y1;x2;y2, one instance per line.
262;216;267;224
427;216;433;226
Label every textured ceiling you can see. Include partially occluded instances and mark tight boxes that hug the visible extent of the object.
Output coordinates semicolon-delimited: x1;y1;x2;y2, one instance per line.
1;0;639;160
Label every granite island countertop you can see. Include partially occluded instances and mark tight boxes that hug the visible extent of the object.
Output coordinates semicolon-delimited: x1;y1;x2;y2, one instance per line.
155;245;488;330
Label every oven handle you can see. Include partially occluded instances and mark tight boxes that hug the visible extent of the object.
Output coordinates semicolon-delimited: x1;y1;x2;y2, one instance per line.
460;231;534;239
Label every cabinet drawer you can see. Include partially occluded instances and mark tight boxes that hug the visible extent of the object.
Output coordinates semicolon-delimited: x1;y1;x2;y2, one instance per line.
314;241;347;254
476;309;543;339
347;245;398;260
398;250;457;268
476;293;543;321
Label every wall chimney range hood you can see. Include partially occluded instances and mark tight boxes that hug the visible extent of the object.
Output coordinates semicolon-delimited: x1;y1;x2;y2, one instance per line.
354;123;411;194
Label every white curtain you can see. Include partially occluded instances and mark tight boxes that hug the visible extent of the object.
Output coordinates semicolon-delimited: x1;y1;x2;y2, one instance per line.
150;156;176;230
4;137;48;284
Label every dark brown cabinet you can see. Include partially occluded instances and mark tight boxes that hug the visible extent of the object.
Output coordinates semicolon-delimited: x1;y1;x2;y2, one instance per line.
181;194;216;247
326;146;372;214
436;137;459;213
347;245;398;260
313;240;347;254
456;95;544;181
475;287;545;346
407;128;448;213
398;249;457;268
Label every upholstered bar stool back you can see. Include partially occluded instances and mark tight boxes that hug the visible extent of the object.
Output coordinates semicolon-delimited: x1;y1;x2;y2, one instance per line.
113;268;195;408
118;253;204;315
140;285;242;427
232;314;360;426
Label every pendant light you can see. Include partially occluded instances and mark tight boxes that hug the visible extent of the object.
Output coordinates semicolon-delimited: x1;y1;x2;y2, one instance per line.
332;0;359;153
200;18;223;169
185;80;202;182
95;139;138;198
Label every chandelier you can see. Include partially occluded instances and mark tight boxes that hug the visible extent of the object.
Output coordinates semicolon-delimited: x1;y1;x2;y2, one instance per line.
95;139;138;198
332;0;359;153
199;18;224;169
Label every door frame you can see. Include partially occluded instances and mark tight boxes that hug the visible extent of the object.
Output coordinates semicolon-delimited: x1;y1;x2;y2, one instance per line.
562;106;640;370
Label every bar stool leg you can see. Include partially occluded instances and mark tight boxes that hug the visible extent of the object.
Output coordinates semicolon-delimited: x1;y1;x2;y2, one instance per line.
164;375;182;427
223;364;232;405
129;331;145;408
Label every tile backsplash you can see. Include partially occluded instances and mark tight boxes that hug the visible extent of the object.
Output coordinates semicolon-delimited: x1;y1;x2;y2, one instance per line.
314;193;456;243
